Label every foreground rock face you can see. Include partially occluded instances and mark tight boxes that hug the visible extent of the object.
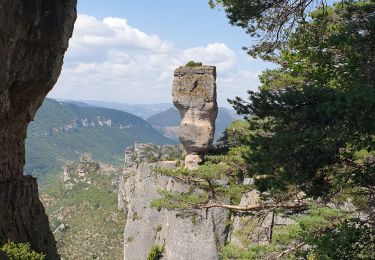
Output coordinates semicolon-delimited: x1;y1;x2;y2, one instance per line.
0;0;77;257
118;144;298;259
0;178;57;257
172;65;218;169
119;143;228;260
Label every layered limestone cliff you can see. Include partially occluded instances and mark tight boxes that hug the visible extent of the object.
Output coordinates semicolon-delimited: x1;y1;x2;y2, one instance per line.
119;143;228;260
172;65;218;169
0;0;77;257
118;143;298;259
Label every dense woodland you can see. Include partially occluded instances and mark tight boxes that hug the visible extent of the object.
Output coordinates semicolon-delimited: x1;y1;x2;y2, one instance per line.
153;1;375;258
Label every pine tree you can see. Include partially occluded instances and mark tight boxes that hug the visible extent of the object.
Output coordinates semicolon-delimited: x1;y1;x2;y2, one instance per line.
153;1;375;258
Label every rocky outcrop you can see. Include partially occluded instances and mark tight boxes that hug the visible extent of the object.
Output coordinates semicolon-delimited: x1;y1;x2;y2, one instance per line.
0;177;58;257
172;65;218;169
119;143;228;260
118;144;298;259
0;0;77;257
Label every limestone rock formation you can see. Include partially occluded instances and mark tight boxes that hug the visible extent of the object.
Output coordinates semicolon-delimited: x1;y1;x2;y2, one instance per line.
0;0;77;257
172;65;218;169
118;144;298;259
119;143;228;260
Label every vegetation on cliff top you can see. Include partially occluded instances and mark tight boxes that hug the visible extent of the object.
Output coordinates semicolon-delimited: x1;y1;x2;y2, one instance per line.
185;61;203;67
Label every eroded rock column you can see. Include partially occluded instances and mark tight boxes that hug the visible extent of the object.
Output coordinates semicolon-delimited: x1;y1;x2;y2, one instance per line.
0;1;77;257
172;65;218;169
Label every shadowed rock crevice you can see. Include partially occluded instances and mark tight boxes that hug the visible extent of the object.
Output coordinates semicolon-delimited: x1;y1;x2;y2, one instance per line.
0;0;77;258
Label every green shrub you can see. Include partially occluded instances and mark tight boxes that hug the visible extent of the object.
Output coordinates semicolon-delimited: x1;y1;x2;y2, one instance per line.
148;156;159;163
1;241;45;260
185;61;202;67
147;245;165;260
155;225;162;232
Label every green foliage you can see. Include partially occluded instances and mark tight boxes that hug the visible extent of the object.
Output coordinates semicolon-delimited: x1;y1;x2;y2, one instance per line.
151;189;209;211
209;0;343;59
220;244;279;260
221;206;375;259
230;1;375;199
152;1;374;258
40;163;125;259
147;245;165;260
151;149;255;213
222;1;375;258
148;156;159;163
140;144;184;162
185;61;203;67
217;120;251;148
1;241;45;260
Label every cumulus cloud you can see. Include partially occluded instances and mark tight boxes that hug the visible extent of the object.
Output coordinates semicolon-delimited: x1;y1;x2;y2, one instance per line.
50;14;262;107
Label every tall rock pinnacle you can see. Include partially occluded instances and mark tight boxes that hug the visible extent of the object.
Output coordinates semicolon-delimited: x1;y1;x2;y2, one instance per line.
172;64;218;169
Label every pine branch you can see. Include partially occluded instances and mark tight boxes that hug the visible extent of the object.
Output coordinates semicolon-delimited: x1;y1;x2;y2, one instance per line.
193;201;308;212
269;241;306;260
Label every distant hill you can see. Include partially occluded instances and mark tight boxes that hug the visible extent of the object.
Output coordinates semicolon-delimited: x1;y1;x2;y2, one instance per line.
146;107;237;141
56;99;172;119
25;99;175;176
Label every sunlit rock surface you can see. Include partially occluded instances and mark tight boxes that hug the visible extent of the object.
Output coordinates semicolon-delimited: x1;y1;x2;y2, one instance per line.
119;143;228;260
172;65;218;169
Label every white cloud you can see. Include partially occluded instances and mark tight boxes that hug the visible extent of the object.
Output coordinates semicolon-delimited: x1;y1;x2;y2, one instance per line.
182;43;236;71
50;14;262;107
71;14;170;51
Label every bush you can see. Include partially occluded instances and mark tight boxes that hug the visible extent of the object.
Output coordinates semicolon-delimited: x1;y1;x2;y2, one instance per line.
1;241;45;260
185;61;202;67
148;156;159;163
147;245;165;260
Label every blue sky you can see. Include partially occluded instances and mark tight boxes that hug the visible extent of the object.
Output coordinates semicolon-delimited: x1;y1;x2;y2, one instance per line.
49;0;273;107
77;0;250;49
